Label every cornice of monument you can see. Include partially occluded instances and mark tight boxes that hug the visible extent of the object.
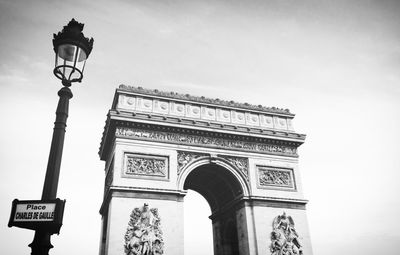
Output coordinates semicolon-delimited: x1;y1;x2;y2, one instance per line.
99;116;305;160
208;195;309;220
117;84;295;116
109;110;305;142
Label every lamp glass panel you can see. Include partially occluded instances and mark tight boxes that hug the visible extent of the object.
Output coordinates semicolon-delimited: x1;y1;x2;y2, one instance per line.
74;57;86;76
57;44;87;62
77;48;87;62
58;44;77;62
54;44;87;82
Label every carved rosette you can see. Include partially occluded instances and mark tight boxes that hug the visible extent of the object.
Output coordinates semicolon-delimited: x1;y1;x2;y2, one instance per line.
177;151;208;175
270;212;302;255
124;154;169;180
258;166;295;190
219;155;249;181
115;127;298;157
124;203;164;255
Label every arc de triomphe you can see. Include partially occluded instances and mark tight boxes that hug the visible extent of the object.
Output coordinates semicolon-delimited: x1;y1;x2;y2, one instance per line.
98;85;312;255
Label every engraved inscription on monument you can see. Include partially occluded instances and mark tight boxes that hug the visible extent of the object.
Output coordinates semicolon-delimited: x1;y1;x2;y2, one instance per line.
257;166;295;190
116;127;298;157
123;153;169;180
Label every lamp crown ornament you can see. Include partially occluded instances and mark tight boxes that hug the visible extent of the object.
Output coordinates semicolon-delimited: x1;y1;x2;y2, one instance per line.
53;18;94;57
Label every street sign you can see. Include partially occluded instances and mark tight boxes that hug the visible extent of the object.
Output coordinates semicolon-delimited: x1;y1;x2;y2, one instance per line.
8;199;65;234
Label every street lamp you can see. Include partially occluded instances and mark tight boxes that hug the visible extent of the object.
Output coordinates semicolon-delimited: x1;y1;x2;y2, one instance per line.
53;18;94;87
28;19;94;255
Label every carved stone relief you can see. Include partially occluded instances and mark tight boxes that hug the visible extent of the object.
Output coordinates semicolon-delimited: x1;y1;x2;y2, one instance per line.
137;97;153;112
153;100;169;115
116;127;298;157
124;203;164;255
124;154;168;179
246;112;260;126
274;117;288;130
260;115;274;129
270;212;302;255
219;155;249;181
177;151;208;175
119;85;293;115
118;94;136;110
116;86;295;131
170;102;185;116
186;104;201;118
231;111;246;125
258;166;295;190
216;108;231;122
201;106;216;121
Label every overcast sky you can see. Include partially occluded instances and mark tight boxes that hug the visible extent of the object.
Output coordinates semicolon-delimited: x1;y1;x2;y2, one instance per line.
1;0;399;254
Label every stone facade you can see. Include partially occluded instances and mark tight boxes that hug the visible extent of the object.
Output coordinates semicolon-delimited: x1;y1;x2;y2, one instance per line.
98;86;312;255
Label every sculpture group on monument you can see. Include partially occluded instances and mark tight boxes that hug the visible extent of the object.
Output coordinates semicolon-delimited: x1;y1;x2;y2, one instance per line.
270;212;303;255
125;203;164;255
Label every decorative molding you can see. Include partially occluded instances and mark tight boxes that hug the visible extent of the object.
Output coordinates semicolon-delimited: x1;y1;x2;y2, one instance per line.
118;85;293;115
239;199;306;210
123;153;169;180
99;187;186;214
116;92;294;131
116;127;298;157
270;212;303;255
177;151;208;175
257;166;295;190
124;203;164;255
219;155;249;181
104;161;114;196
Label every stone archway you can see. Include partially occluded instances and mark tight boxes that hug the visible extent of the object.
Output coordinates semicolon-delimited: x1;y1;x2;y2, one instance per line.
98;85;313;255
183;162;244;255
184;163;244;213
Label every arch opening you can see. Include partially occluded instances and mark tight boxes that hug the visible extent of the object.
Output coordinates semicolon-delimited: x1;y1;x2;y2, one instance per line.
184;190;213;255
183;163;244;213
183;163;244;255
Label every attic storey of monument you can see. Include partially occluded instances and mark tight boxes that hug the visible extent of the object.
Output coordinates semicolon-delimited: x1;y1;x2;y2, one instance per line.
97;85;312;255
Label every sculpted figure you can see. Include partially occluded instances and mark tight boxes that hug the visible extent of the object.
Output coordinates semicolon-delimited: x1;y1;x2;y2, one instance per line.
270;212;302;255
125;203;164;255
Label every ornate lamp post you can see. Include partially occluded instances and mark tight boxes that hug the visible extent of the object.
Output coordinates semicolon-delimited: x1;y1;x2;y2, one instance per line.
28;19;94;255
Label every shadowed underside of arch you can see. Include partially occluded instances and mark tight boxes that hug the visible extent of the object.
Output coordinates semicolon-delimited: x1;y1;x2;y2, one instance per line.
183;164;244;213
